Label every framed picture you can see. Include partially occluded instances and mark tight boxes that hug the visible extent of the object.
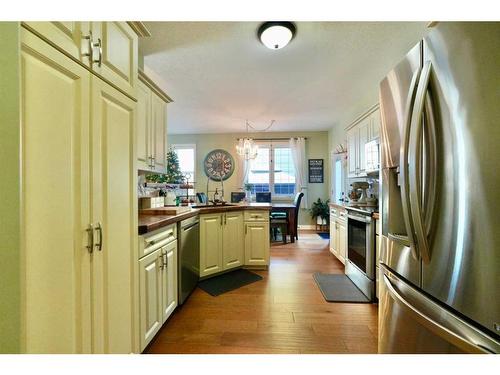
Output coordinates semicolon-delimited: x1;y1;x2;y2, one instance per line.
308;159;324;183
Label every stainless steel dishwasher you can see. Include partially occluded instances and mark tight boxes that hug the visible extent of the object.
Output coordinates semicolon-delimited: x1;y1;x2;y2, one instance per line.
178;215;200;304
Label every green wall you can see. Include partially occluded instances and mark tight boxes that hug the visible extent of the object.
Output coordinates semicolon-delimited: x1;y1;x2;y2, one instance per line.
168;131;330;227
0;22;21;353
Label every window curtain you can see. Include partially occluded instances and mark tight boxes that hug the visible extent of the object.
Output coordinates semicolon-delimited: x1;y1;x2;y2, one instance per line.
236;150;250;190
289;137;308;209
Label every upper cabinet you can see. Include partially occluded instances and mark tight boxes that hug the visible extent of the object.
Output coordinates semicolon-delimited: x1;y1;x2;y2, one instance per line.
136;70;173;173
22;21;138;99
89;22;138;98
347;105;380;178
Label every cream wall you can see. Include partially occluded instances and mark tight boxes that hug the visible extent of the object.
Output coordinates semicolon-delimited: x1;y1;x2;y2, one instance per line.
168;131;330;227
0;22;21;353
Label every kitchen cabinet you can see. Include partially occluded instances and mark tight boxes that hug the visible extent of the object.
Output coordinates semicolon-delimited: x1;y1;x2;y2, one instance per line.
136;70;172;172
223;211;245;270
199;213;224;277
89;22;138;98
138;248;163;350
245;222;270;267
161;240;178;323
22;21;92;67
336;219;347;264
90;76;136;354
22;21;138;99
346;104;380;178
18;27;137;354
138;236;178;351
329;207;347;264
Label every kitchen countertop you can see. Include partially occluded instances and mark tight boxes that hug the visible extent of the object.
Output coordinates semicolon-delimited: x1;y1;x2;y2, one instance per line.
138;203;272;235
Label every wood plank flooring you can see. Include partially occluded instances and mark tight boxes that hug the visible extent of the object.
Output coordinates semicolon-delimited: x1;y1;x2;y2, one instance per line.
146;230;378;354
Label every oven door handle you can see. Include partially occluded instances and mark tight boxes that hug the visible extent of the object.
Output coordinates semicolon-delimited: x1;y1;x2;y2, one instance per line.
347;214;372;224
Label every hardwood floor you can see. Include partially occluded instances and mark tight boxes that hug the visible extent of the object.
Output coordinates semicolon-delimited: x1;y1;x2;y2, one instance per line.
146;230;378;354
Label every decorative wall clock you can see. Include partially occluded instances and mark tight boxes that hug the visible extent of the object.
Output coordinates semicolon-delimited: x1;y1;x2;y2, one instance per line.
203;149;235;181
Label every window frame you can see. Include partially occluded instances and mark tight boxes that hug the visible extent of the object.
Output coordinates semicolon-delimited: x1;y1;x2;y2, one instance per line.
247;141;296;200
171;143;197;183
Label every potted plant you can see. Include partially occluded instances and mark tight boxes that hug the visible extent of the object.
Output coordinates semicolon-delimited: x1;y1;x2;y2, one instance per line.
244;183;253;202
309;198;330;227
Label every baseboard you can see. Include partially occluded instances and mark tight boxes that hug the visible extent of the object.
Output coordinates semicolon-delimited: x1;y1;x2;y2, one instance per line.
298;225;316;230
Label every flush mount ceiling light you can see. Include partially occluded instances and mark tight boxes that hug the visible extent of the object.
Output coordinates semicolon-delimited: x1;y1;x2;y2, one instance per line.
258;22;296;50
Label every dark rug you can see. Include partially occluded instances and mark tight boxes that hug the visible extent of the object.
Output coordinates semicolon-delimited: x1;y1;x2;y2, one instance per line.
198;269;263;296
313;273;370;303
317;232;330;240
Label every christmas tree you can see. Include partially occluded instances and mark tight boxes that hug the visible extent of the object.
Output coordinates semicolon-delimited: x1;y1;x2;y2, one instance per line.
165;148;184;183
146;148;184;183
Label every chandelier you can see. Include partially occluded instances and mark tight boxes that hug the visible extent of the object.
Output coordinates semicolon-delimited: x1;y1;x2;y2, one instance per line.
236;120;275;160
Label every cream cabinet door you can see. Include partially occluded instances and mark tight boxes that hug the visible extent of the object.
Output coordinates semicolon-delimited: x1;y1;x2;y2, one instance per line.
162;241;178;323
200;214;223;277
91;76;136;354
20;29;92;354
137;80;152;171
151;93;167;172
347;128;358;177
139;249;162;351
330;221;336;256
337;220;347;265
244;222;270;266
358;118;370;176
223;212;244;270
22;22;92;67
90;22;138;98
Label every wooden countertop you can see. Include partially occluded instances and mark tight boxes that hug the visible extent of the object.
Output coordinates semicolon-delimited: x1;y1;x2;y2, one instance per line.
373;212;380;220
138;203;272;235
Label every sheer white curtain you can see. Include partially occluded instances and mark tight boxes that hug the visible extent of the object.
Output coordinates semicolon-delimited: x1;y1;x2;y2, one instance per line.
289;137;308;209
236;151;250;190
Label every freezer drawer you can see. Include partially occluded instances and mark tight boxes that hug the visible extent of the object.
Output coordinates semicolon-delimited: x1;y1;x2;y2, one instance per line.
378;265;500;354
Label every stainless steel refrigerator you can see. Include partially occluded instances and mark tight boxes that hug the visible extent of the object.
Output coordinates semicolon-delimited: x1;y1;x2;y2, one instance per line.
378;22;500;353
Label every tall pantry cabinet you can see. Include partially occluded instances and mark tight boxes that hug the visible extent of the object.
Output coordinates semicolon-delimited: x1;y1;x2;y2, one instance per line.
3;22;141;353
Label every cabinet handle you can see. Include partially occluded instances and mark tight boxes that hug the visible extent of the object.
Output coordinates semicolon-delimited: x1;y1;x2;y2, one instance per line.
162;251;167;269
82;32;93;60
220;215;223;226
92;37;102;67
224;214;227;225
245;224;247;235
94;222;103;251
86;223;94;253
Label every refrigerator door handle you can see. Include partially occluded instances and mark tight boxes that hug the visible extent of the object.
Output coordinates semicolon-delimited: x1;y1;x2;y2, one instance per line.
382;269;500;354
399;67;421;261
408;61;435;263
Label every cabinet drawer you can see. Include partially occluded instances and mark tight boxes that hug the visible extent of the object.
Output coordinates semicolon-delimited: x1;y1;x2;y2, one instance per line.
244;210;269;222
376;234;381;264
376;218;381;235
139;224;177;259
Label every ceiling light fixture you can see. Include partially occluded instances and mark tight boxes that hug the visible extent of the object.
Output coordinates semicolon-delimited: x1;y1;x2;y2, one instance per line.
258;22;296;50
236;120;275;160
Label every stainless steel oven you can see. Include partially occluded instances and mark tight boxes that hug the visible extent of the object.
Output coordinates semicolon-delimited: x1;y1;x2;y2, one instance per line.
345;207;376;300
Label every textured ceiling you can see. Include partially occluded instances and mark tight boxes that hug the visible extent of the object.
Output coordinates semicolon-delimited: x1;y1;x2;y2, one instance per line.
140;22;429;134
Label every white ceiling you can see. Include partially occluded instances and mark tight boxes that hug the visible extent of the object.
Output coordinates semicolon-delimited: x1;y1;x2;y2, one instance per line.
140;22;429;134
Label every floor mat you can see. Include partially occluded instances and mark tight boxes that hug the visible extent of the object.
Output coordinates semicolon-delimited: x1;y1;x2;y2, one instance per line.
198;269;263;296
317;232;330;240
313;273;371;303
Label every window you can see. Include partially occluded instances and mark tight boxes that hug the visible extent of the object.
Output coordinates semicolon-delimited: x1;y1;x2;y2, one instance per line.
247;141;296;197
171;144;196;183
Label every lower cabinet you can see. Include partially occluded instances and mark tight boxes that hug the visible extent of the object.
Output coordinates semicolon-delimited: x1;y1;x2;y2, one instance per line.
223;211;245;270
199;210;270;278
139;237;177;351
336;219;347;264
199;213;224;277
244;222;270;266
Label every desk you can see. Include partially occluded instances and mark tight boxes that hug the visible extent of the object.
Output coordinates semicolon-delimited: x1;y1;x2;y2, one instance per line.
271;203;297;243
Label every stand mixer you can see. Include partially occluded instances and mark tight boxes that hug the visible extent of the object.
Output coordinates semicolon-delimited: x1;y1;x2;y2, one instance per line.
351;181;370;205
